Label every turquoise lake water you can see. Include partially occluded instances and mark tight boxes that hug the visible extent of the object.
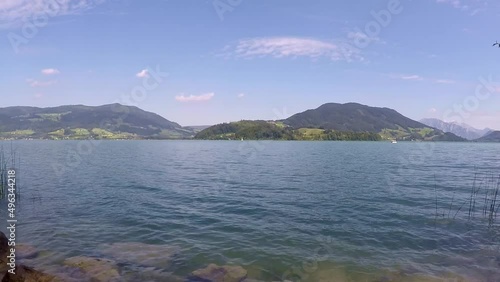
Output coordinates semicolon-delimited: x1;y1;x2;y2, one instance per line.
0;140;499;281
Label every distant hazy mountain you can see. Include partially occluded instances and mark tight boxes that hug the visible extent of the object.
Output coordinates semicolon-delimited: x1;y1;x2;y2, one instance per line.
475;131;500;142
185;125;212;133
481;129;494;138
419;118;492;140
0;104;194;139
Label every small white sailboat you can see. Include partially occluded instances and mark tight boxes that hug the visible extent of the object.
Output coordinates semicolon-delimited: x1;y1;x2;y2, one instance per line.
391;140;397;144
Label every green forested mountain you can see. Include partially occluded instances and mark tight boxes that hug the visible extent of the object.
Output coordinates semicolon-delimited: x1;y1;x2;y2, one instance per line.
282;103;464;141
284;103;427;131
194;120;295;140
0;104;194;139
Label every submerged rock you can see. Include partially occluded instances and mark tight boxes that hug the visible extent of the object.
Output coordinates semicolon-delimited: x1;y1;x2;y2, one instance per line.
189;264;247;282
307;268;349;282
373;269;471;282
1;265;59;282
0;232;60;282
100;242;180;268
64;256;121;282
16;244;39;260
36;264;111;282
121;267;184;282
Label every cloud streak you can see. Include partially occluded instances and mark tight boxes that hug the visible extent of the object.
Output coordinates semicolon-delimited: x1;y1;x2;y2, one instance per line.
389;74;456;84
26;79;56;87
0;0;106;27
41;68;60;75
390;74;424;81
436;0;463;9
435;79;456;84
227;37;363;62
175;93;215;102
435;0;487;15
401;75;423;81
136;69;149;78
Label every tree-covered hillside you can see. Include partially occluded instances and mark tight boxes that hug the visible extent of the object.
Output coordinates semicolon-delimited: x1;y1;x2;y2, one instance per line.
194;120;382;141
0;104;194;140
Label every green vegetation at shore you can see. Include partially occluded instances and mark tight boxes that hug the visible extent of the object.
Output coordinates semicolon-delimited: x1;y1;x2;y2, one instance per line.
194;119;467;141
194;120;382;141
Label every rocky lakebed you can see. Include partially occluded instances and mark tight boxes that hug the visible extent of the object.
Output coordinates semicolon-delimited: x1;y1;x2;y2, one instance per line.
0;231;477;282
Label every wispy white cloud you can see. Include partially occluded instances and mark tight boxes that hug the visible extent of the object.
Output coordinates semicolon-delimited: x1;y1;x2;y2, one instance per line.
226;37;363;62
0;0;106;28
436;0;463;9
26;79;56;87
401;75;423;81
389;74;457;83
41;68;60;75
347;31;382;44
389;74;424;81
388;73;461;85
237;93;245;98
175;93;215;103
435;0;487;15
136;69;149;78
435;79;456;84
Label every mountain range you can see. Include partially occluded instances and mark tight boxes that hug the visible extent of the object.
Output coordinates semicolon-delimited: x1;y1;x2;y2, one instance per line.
1;102;496;142
196;103;465;141
419;118;492;140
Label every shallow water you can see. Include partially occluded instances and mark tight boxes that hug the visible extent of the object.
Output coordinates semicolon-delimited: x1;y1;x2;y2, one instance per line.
1;140;499;281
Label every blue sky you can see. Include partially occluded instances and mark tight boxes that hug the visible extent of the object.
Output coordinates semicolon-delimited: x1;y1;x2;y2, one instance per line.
0;0;499;129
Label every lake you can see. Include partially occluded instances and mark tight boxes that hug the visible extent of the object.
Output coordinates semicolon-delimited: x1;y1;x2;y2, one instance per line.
1;140;499;281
